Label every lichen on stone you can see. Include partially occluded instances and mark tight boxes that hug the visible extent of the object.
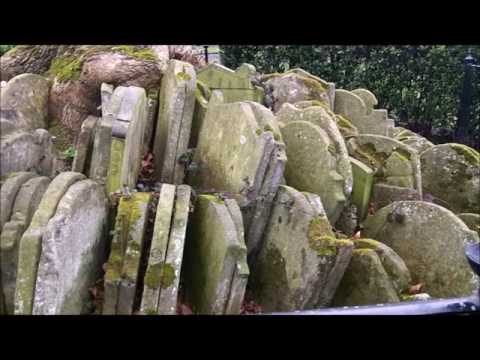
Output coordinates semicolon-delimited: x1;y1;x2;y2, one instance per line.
48;56;83;82
448;143;480;165
110;45;158;62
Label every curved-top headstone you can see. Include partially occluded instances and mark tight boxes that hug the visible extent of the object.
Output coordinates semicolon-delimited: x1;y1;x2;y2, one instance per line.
347;134;422;196
14;171;86;314
0;129;57;178
363;201;480;298
420;143;480;214
334;89;393;136
279;120;348;224
33;179;107;314
0;73;50;130
277;103;353;197
0;172;37;229
263;69;332;113
1;175;50;314
458;213;480;236
251;185;354;312
197;63;264;104
153;59;196;184
399;136;434;154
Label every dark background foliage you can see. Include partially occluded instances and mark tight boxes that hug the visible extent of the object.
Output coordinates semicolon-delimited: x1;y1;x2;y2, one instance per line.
221;45;479;147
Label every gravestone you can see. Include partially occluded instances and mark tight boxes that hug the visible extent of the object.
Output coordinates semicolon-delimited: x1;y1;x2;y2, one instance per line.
279;120;348;224
420;143;480;214
0;73;50;130
103;192;151;314
251;185;354;312
14;172;86;314
143;89;160;155
347;134;422;197
190;100;285;259
0;129;57;178
457;213;480;236
189;80;211;148
350;157;374;221
397;136;434;154
197;63;264;104
33;179;107;314
0;172;37;229
72;115;98;173
334;89;394;136
363;201;480;298
183;194;249;314
153;60;196;184
89;117;112;186
1;175;50;314
372;183;421;211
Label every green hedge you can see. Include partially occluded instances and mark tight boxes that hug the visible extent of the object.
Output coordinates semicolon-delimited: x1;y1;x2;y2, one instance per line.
221;45;479;144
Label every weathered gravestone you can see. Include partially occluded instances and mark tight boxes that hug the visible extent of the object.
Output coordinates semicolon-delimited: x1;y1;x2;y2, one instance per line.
106;86;148;194
33;179;107;314
420;143;480;214
189;80;211;148
0;172;37;229
364;201;480;298
262;70;333;113
1;175;50;314
333;238;412;306
251;185;354;312
279;120;349;224
190;100;285;261
71;115;98;173
143;88;160;155
0;128;57;178
372;183;421;211
103;192;151;314
153;59;196;184
347;134;422;197
183;194;249;314
349;157;374;221
197;63;264;104
334;88;394;137
89;117;112;186
0;73;50;130
14;172;86;314
397;136;434;154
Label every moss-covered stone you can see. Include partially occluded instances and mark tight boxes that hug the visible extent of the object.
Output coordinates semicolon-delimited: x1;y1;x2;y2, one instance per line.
48;56;83;82
47;116;75;153
449;143;480;165
110;45;158;62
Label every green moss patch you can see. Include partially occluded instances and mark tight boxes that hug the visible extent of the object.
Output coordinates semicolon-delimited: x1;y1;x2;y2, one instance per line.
449;143;480;165
49;56;82;82
111;45;158;62
176;71;192;81
200;194;225;205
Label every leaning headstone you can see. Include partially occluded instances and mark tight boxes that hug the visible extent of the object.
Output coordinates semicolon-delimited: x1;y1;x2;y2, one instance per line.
156;185;191;314
0;129;56;178
153;59;196;184
347;134;422;197
372;183;421;211
350;157;374;221
398;136;434;154
279;120;348;224
363;201;480;298
72;115;98;174
420;143;480;214
14;172;86;314
0;73;50;130
457;213;480;236
89;117;112;187
141;184;176;315
334;88;394;136
251;185;354;312
189;80;211;148
1;176;50;314
143;89;159;155
262;69;332;113
33;179;107;314
103;192;151;315
0;172;37;229
197;63;264;104
332;248;400;306
183;194;249;314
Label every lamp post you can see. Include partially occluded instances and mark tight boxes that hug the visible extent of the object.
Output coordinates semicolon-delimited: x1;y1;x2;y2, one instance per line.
455;49;478;145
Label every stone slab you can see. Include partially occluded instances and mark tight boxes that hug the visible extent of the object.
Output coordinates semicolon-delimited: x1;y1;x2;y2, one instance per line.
89;117;113;186
72;115;98;174
0;172;37;229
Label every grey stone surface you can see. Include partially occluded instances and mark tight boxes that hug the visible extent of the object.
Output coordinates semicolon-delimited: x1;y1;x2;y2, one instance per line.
0;172;37;229
1;176;50;314
420;143;480;214
0;73;50;130
72;116;98;174
143;89;159;155
364;201;480;298
0;129;57;178
156;185;191;314
89;117;112;186
141;184;176;315
279;120;348;224
153;60;196;184
189;80;210;148
350;157;374;221
251;185;354;312
372;183;421;211
33;179;107;314
398;136;434;154
14;172;86;314
334;88;393;136
103;193;151;314
183;195;249;314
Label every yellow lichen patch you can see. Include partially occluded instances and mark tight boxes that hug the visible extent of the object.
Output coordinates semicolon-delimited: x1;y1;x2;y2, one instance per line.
49;56;83;82
110;45;158;62
449;143;480;165
200;194;225;205
308;215;334;240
